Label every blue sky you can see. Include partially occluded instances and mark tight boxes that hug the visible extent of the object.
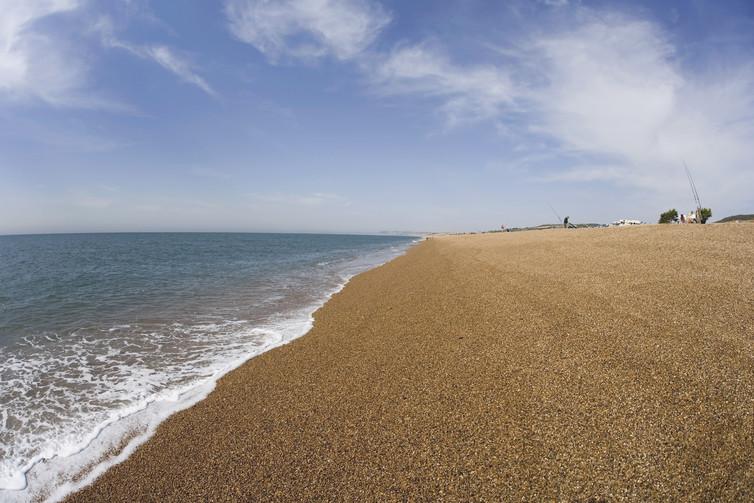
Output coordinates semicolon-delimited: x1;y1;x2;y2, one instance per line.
1;0;753;234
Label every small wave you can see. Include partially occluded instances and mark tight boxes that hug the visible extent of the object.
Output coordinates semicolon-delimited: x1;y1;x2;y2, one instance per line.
107;325;131;332
0;237;414;502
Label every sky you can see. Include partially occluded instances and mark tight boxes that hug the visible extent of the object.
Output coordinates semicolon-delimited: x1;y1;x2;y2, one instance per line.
1;0;753;234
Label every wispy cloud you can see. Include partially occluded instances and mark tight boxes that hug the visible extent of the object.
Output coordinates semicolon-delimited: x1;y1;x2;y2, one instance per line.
366;43;516;127
0;1;139;111
0;0;84;105
524;12;754;199
98;19;217;98
141;45;216;97
357;7;754;204
540;0;571;7
220;0;754;207
225;0;390;62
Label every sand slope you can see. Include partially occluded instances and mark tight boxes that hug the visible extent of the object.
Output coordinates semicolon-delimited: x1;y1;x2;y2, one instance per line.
68;225;754;501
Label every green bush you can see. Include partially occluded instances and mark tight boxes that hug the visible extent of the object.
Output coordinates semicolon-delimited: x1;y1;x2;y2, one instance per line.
659;208;678;224
699;207;712;224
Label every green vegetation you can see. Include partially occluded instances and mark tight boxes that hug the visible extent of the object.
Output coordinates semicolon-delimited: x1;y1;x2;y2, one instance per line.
658;208;712;223
716;214;754;223
659;208;678;224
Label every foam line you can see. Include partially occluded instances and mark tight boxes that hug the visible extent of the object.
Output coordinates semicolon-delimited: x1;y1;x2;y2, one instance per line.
0;238;419;503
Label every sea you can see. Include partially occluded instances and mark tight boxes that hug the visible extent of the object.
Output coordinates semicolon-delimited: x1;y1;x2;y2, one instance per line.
0;232;416;502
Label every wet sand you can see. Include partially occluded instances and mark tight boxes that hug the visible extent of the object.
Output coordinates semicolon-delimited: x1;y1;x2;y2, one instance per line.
68;224;754;501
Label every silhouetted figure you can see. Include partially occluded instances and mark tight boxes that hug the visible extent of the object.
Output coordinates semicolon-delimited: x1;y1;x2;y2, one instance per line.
563;216;569;228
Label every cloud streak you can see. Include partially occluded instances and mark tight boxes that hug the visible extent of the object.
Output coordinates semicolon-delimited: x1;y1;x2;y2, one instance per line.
98;19;217;98
225;0;390;62
0;0;85;105
367;43;517;127
135;45;216;97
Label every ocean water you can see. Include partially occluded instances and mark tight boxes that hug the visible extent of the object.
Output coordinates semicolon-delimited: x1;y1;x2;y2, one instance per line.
0;232;415;502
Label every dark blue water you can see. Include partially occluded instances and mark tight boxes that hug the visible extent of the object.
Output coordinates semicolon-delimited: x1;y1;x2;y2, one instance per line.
0;233;415;500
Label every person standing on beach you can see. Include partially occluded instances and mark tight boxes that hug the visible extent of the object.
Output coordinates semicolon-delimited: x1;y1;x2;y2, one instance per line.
563;216;569;228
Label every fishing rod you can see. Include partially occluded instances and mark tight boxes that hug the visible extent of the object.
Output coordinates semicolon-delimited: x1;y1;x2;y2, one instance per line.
547;203;562;224
684;161;702;211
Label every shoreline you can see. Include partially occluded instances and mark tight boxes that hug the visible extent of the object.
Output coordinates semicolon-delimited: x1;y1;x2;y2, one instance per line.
3;239;418;503
67;225;753;501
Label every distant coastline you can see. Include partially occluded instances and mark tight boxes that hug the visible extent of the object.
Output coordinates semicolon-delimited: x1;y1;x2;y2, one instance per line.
716;213;754;223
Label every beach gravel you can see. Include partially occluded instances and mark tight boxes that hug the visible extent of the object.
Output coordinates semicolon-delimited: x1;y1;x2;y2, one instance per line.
67;224;754;502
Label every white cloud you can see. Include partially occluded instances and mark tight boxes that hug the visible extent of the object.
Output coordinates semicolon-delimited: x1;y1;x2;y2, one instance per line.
527;14;754;203
531;19;681;160
139;45;216;97
368;43;516;127
225;0;390;62
541;0;570;6
0;5;216;106
362;9;754;208
0;0;85;105
0;1;135;111
97;19;216;98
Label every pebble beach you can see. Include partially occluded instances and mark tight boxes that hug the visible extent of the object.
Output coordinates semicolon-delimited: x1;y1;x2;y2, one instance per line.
67;224;754;501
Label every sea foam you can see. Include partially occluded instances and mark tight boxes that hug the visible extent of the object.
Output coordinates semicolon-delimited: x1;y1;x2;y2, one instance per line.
0;234;416;503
